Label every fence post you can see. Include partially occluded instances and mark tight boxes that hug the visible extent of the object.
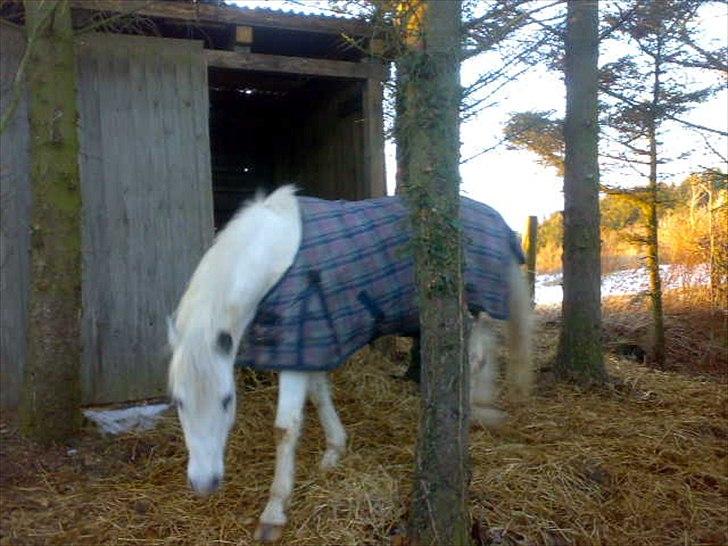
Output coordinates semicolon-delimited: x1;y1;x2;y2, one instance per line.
523;215;538;306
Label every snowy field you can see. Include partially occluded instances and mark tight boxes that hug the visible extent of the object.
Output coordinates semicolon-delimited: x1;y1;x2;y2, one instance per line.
535;263;711;306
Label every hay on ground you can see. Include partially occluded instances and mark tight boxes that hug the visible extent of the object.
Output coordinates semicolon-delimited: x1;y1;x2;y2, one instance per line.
1;321;726;545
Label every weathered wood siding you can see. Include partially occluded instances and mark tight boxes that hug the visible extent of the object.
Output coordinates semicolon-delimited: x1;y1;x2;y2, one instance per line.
0;22;31;408
1;30;213;407
76;33;213;404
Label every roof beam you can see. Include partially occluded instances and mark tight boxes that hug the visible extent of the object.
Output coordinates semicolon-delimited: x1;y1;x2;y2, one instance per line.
205;49;387;81
70;0;371;36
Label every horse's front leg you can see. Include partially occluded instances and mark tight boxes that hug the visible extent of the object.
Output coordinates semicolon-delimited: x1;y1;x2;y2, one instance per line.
255;371;309;543
308;372;346;470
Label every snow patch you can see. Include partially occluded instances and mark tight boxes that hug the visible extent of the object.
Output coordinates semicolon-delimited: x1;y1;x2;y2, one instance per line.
535;263;710;306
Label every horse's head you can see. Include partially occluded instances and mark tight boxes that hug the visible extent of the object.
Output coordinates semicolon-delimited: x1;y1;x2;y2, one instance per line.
168;321;237;495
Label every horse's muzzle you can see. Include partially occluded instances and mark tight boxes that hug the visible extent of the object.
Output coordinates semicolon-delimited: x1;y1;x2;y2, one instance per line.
188;474;221;495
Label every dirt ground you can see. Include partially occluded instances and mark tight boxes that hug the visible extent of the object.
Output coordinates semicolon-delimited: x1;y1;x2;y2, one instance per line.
1;318;726;545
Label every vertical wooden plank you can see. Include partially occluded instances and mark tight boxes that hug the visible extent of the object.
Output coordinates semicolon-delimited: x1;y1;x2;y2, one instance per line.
363;75;386;198
190;48;214;251
76;34;212;404
523;215;538;306
140;40;171;396
96;41;134;402
76;39;111;402
0;22;30;408
127;41;154;399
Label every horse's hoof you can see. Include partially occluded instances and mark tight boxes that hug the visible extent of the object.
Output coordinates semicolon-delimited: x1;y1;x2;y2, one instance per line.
471;406;508;429
320;448;342;470
254;523;284;543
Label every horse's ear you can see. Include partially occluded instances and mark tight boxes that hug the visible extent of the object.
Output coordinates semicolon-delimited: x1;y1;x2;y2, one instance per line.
167;316;180;349
216;331;233;355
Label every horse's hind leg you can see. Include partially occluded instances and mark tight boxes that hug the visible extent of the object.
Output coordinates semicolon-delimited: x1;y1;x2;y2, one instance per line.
255;371;309;543
469;313;507;427
308;372;347;470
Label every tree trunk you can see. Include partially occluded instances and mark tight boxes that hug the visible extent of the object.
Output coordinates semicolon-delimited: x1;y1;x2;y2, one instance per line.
19;0;83;443
646;37;666;368
394;57;423;383
400;1;470;544
645;132;666;367
555;0;606;385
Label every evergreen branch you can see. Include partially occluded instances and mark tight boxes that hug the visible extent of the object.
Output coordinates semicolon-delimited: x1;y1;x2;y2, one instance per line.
600;152;651;166
460;136;507;164
699;132;728;165
464;0;559;31
599;3;639;42
462;64;532;119
676;29;728;74
463;34;550;98
600;86;728;137
520;8;564;40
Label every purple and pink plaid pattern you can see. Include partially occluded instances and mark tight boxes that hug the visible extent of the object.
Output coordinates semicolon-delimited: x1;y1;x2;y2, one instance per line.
239;195;523;372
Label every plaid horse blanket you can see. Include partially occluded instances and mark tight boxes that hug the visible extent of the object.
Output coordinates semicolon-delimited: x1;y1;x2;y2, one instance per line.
239;195;524;372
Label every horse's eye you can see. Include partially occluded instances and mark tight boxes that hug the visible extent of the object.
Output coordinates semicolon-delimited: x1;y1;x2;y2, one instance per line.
222;394;233;411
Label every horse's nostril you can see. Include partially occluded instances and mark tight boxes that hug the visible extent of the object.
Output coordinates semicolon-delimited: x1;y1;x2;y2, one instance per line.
210;474;221;491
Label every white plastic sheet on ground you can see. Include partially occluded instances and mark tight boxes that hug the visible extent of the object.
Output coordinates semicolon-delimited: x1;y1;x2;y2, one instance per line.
83;403;170;435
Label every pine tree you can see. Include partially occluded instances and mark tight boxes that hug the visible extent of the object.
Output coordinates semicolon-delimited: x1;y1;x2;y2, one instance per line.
601;0;717;366
398;1;470;543
555;0;605;384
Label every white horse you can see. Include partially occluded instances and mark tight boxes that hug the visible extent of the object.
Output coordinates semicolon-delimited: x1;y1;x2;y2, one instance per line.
167;185;532;542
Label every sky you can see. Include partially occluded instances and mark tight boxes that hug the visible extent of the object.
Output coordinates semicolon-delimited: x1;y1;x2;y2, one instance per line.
231;0;727;231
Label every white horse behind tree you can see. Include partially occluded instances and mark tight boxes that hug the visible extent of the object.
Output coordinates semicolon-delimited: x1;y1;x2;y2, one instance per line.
167;185;532;542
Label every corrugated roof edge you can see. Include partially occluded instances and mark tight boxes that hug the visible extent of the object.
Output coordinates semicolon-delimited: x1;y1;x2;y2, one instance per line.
68;1;373;36
222;1;362;21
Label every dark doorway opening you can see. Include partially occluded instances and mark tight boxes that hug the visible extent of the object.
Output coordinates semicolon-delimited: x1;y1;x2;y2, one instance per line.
208;68;365;230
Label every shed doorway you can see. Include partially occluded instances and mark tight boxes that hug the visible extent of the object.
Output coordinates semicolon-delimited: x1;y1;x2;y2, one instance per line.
208;68;366;230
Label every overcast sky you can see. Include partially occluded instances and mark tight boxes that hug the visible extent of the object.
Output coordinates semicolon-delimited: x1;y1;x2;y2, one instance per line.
232;0;727;231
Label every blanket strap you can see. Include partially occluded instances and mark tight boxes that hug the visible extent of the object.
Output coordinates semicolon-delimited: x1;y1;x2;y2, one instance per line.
296;270;342;367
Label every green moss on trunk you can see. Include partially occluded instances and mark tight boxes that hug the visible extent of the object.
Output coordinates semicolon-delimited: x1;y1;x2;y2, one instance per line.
19;0;83;444
400;1;471;544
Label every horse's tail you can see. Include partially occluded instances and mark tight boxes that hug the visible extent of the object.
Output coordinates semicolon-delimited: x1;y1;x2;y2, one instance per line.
468;260;533;427
504;260;534;401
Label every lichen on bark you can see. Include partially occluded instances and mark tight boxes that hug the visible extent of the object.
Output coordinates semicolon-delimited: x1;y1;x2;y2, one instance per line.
398;1;471;544
20;0;83;444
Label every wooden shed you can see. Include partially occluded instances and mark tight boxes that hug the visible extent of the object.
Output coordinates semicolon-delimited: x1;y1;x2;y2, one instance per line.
0;1;387;407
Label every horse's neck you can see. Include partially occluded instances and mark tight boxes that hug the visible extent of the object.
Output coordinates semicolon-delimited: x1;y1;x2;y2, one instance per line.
204;191;302;342
223;237;299;343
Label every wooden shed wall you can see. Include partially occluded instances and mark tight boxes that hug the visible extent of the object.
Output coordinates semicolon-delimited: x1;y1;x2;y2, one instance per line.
0;31;214;406
1;21;386;407
0;22;31;408
76;33;214;404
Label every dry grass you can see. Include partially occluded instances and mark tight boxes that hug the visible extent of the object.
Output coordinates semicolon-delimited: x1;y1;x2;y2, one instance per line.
598;287;727;377
1;323;727;546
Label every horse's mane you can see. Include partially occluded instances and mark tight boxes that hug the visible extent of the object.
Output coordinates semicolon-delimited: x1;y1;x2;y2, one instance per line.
168;185;301;395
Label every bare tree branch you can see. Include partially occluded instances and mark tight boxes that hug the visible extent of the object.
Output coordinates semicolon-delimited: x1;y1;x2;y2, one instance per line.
0;0;52;135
